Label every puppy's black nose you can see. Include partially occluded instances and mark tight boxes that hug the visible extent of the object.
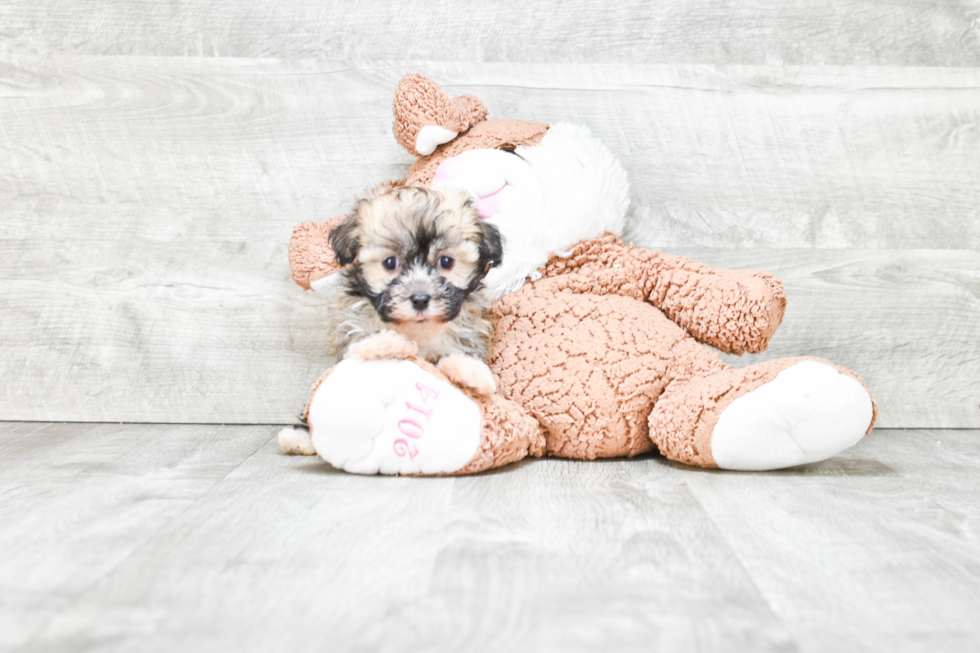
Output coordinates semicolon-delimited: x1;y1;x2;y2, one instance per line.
410;294;431;311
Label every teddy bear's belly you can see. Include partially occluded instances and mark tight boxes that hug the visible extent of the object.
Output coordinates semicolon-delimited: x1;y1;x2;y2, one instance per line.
490;291;725;459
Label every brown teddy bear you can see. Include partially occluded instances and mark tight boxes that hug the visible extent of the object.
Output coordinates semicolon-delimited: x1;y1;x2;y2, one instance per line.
279;73;877;475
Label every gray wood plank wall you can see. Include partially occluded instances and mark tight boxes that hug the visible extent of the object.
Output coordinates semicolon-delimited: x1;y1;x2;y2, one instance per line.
3;1;980;65
1;6;978;427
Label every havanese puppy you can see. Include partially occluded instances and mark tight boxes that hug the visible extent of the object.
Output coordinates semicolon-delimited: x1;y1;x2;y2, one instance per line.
277;185;504;457
326;185;503;366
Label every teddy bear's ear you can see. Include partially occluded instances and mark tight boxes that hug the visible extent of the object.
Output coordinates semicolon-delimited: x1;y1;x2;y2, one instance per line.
393;73;488;157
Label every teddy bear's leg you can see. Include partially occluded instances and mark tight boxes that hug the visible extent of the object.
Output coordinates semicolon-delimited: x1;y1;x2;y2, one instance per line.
305;357;482;475
648;357;877;471
538;235;788;355
304;357;544;475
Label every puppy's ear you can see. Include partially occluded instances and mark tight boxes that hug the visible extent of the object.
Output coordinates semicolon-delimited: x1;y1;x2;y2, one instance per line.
476;221;503;272
330;217;360;266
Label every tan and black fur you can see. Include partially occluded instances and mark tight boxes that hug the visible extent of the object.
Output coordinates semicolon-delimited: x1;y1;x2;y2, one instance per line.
327;186;503;362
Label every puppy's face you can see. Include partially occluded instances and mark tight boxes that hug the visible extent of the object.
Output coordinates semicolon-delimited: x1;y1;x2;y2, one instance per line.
331;186;503;326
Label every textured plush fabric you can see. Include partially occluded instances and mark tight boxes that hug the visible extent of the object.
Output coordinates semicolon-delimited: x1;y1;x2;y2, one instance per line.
650;356;880;468
392;73;489;155
537;234;786;355
649;358;807;468
303;352;546;476
297;229;872;470
452;389;547;475
488;234;789;461
290;73;878;474
289;214;348;290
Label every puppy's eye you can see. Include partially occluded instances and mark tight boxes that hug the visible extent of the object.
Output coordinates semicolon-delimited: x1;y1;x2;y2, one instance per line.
382;257;398;271
438;256;454;270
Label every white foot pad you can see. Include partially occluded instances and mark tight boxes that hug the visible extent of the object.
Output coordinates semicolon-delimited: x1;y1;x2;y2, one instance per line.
307;358;482;475
711;361;874;471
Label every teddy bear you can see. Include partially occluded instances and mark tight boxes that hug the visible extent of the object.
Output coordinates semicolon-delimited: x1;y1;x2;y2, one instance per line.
279;73;877;476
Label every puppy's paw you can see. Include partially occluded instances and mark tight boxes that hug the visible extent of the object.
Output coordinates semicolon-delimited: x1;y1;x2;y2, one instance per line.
345;330;418;362
278;427;316;456
438;354;497;397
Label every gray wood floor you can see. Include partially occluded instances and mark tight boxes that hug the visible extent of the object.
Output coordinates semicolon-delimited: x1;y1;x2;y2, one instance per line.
2;422;979;653
2;2;979;651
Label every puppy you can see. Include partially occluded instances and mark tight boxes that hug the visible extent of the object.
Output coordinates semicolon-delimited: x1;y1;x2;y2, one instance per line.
278;186;503;456
326;185;503;367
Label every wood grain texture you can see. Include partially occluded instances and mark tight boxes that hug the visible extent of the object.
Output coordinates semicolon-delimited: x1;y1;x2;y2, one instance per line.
1;59;978;425
3;243;976;427
1;1;980;66
682;429;980;652
4;423;980;652
0;237;337;424
0;422;273;651
3;60;979;249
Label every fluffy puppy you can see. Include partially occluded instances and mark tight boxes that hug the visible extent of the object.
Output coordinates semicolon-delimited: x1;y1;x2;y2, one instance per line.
327;185;503;364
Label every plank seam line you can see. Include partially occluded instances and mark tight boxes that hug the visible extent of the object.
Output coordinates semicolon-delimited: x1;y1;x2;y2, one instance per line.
14;425;275;650
682;481;800;644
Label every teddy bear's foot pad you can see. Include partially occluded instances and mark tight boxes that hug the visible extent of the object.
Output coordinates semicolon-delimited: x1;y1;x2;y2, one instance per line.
711;361;874;471
306;358;482;475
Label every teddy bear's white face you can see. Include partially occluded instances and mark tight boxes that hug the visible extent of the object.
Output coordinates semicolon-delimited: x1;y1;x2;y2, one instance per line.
431;122;631;301
311;123;631;301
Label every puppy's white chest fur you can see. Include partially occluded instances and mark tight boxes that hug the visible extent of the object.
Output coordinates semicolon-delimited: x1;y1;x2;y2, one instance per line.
391;320;466;362
325;290;493;363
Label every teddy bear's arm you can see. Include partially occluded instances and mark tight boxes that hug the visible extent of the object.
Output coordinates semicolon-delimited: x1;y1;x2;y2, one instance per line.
289;214;349;291
290;181;413;290
540;234;787;355
646;253;787;355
